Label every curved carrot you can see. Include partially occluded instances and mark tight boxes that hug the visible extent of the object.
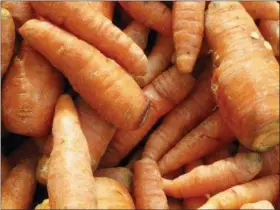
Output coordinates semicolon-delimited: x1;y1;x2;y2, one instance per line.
173;2;205;73
88;2;115;20
1;155;11;184
184;197;208;209
134;158;168;209
48;94;96;209
36;155;50;186
258;146;279;177
30;2;148;76
19;19;149;129
241;1;279;20
119;1;172;37
206;2;279;151
240;200;275;210
100;66;195;167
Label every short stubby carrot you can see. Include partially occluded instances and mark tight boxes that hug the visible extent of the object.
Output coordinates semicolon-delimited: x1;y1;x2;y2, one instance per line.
19;19;149;129
1;155;11;184
240;200;275;210
206;2;279;151
258;146;279;177
134;158;168;209
30;2;148;76
173;2;205;73
87;2;115;20
100;66;195;167
241;1;279;20
119;1;172;37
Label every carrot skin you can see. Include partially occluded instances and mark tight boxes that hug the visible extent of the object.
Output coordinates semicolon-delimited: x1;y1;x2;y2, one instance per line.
88;2;115;20
241;1;279;20
36;155;50;185
258;146;279;177
204;143;233;165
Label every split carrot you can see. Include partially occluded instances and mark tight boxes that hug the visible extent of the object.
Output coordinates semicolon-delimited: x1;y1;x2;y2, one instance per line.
87;2;115;20
1;155;11;184
36;155;50;186
19;19;149;129
241;1;279;20
240;200;275;210
184;197;208;209
258;146;279;177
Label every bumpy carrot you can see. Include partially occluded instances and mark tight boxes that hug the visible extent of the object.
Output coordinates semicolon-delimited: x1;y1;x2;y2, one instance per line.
1;155;11;184
240;200;275;210
100;66;195;167
258;146;279;177
173;2;205;73
19;19;149;129
206;2;279;151
31;2;148;76
36;155;50;185
241;1;279;20
88;2;115;20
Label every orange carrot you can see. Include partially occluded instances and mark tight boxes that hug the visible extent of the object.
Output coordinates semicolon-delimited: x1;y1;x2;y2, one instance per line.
258;146;279;177
185;159;204;173
134;158;168;209
1;155;11;184
41;135;53;156
125;146;144;169
19;19;149;129
198;175;279;209
184;197;208;209
2;42;64;137
36;155;50;186
100;66;195;167
163;167;184;180
173;2;205;73
163;152;262;198
30;2;148;76
204;143;234;165
48;94;96;209
88;2;115;20
241;1;279;20
240;200;275;210
143;65;215;161
168;197;184;210
206;2;279;151
158;110;235;175
119;2;172;37
1;157;37;209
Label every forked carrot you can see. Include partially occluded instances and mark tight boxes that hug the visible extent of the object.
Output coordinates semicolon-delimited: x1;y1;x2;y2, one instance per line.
241;1;279;20
1;155;11;184
240;200;275;210
87;2;115;20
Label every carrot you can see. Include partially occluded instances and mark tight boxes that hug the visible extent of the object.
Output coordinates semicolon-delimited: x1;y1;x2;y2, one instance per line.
173;2;205;73
163;152;262;198
1;155;11;184
19;19;149;129
36;155;50;186
158;110;235;175
258;146;279;177
241;1;279;20
134;158;168;209
119;1;172;37
143;65;215;161
47;94;96;209
1;157;37;209
168;197;184;210
163;167;184;180
198;175;279;209
135;34;174;88
1;8;15;77
259;20;279;57
100;66;195;167
206;2;279;151
125;146;144;169
2;42;64;137
30;2;148;76
41;135;53;156
240;200;275;210
123;20;150;51
185;159;204;172
204;143;234;165
87;2;115;20
184;197;208;209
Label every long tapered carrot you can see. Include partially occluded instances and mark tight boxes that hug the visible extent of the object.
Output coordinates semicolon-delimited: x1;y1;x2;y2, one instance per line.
198;175;279;209
88;2;115;20
119;2;172;37
240;200;275;210
1;157;37;209
19;19;149;129
163;152;262;198
100;66;195;167
173;2;205;73
134;158;168;209
241;1;279;20
143;65;215;161
158;110;235;175
48;94;96;209
258;146;279;177
1;155;11;184
30;2;148;76
206;2;279;151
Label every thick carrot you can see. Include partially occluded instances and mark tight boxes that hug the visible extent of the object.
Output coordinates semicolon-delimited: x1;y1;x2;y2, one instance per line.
134;158;168;209
143;65;215;161
198;175;279;209
119;2;172;37
87;2;115;20
30;2;148;76
1;155;11;184
48;94;96;209
258;146;279;177
135;34;174;88
36;155;50;185
168;197;184;210
173;2;205;73
2;42;64;137
206;2;279;151
158;110;235;175
19;19;149;129
184;197;208;209
204;143;234;165
123;20;150;51
1;157;37;209
241;1;279;20
163;152;262;198
1;8;15;77
240;200;275;210
100;66;195;167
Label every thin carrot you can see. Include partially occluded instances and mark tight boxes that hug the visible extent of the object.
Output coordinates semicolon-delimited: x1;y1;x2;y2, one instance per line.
241;1;279;20
198;175;279;209
100;66;195;167
258;146;279;178
19;19;149;129
1;155;11;184
206;2;279;151
48;94;96;209
158;110;235;175
173;2;205;73
240;200;275;210
204;143;234;165
30;2;148;76
184;197;208;209
87;2;115;20
119;1;172;37
36;155;50;186
134;158;168;209
143;65;215;161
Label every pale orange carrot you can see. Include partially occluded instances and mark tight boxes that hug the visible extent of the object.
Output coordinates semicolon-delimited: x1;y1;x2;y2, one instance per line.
87;2;115;20
168;197;184;210
184;197;208;209
240;200;275;210
1;155;11;184
241;1;279;20
204;143;234;165
258;146;279;178
19;19;149;129
36;155;50;186
30;2;148;76
100;66;195;167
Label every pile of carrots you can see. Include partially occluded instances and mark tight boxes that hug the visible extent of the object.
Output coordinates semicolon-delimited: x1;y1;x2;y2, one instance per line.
1;1;279;209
